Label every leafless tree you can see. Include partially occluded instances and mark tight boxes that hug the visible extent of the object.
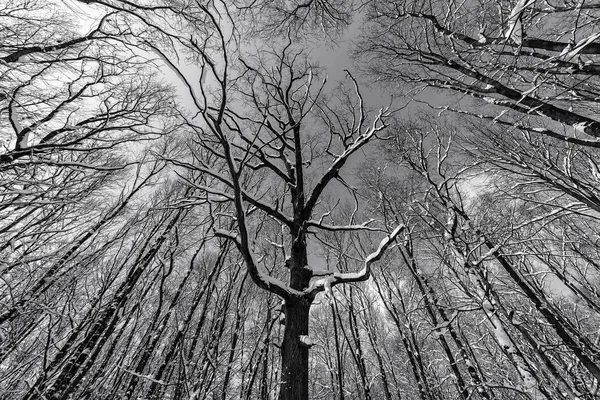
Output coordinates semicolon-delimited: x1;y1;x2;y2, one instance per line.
352;114;600;398
233;0;357;39
175;42;401;400
117;3;403;398
357;0;600;146
9;1;600;399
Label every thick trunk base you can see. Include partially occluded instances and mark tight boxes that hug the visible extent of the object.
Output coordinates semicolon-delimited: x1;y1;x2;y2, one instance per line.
279;299;311;400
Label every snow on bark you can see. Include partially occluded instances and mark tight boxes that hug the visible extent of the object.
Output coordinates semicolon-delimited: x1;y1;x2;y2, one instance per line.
560;33;600;60
214;228;303;298
365;224;404;264
149;43;204;112
299;335;317;348
9;102;28;149
481;295;541;395
505;0;535;45
119;366;166;386
442;206;544;396
574;122;590;133
307;219;381;232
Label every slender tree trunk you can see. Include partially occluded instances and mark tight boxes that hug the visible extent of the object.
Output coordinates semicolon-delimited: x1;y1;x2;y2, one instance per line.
346;289;372;400
330;301;345;400
372;274;438;400
513;321;582;399
260;321;271;400
244;338;270;399
78;306;131;399
535;251;600;314
0;181;145;326
196;269;239;397
221;275;248;400
396;246;471;400
481;236;600;381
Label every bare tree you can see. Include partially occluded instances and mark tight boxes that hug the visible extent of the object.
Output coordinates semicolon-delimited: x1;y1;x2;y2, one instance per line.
1;1;176;165
357;0;600;146
145;2;403;395
2;2;402;398
233;0;357;39
14;1;600;399
0;0;179;350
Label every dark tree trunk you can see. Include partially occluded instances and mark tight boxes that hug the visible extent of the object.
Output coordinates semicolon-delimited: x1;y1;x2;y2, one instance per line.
221;275;248;400
345;289;372;400
330;301;345;400
280;297;312;400
260;305;273;399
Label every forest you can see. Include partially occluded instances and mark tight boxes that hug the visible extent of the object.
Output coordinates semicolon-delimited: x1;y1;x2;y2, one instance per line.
1;0;600;399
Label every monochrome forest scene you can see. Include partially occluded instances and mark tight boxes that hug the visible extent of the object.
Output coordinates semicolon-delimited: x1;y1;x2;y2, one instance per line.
2;1;600;399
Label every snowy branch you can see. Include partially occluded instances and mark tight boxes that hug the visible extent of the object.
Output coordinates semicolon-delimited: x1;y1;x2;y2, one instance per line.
303;224;405;296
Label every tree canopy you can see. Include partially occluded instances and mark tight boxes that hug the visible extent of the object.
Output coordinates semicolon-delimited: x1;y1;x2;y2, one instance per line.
2;1;600;399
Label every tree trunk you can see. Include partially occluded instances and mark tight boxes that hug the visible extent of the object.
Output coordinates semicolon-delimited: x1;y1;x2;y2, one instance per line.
330;301;345;400
280;297;312;400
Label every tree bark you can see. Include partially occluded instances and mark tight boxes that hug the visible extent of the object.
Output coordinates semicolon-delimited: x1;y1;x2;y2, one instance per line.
330;301;345;400
280;297;312;400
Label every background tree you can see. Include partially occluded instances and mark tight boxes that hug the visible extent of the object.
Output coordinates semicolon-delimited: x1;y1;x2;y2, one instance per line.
358;116;600;399
356;3;600;395
358;0;600;145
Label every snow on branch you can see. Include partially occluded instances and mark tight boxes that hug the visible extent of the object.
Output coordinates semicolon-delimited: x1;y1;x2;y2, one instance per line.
214;229;303;299
299;335;317;348
118;366;166;386
303;224;405;296
303;106;390;216
306;219;383;232
505;0;535;45
560;32;600;60
146;42;205;113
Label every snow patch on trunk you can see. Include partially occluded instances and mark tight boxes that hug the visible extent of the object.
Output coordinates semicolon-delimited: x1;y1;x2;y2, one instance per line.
299;335;317;348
